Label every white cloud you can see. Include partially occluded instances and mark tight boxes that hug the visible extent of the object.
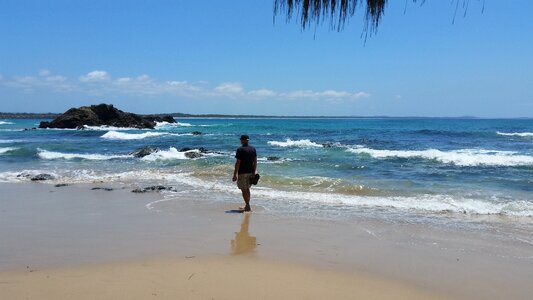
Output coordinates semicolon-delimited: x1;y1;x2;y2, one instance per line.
353;92;371;99
214;82;244;94
3;69;370;103
45;75;66;82
79;70;110;82
248;89;277;98
281;90;369;100
4;72;75;92
116;77;131;83
136;74;150;81
39;69;50;77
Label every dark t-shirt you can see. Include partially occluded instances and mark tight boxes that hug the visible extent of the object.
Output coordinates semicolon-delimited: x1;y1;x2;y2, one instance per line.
235;145;257;174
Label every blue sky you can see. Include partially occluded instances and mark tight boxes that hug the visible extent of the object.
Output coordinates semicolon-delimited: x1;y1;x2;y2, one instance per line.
0;0;532;117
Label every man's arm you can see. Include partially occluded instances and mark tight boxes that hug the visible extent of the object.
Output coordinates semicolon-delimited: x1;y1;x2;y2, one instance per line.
232;159;241;182
252;156;257;174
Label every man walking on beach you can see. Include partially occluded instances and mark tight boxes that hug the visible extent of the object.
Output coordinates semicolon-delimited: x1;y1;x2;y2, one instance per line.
232;134;257;212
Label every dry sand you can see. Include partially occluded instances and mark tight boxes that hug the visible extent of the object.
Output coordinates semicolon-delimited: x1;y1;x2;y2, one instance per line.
0;256;449;300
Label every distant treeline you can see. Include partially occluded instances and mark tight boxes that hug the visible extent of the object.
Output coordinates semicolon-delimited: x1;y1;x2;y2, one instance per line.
0;112;60;119
0;112;278;119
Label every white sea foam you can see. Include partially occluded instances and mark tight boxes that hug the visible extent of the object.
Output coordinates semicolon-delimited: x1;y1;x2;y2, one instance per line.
82;125;141;131
101;131;168;140
0;140;16;144
154;172;533;217
0;147;18;154
257;157;293;164
347;147;533;167
37;149;131;160
268;139;322;148
0;170;59;183
4;167;530;217
141;147;190;161
497;131;533;137
158;121;193;127
0;121;14;125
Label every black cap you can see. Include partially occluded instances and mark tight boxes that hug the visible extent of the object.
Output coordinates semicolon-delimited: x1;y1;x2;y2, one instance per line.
240;134;249;140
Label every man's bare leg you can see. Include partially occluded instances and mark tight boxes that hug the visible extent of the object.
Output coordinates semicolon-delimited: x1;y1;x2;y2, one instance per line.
240;188;251;211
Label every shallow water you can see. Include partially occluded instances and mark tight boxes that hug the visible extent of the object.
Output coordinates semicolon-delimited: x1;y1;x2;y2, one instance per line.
1;118;532;226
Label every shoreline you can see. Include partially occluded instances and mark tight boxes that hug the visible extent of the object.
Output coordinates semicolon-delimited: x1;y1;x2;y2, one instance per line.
0;182;532;299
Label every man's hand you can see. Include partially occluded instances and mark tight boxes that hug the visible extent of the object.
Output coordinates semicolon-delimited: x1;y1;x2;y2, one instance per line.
232;174;237;182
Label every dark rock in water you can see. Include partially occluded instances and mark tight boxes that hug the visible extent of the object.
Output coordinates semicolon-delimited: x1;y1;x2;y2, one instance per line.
17;173;32;178
143;115;176;124
198;147;209;153
184;151;203;159
91;187;114;191
191;131;203;135
178;147;221;158
321;143;335;148
132;186;176;193
180;147;210;153
54;183;69;187
130;146;159;158
31;174;55;181
267;156;281;161
38;104;158;129
39;121;51;128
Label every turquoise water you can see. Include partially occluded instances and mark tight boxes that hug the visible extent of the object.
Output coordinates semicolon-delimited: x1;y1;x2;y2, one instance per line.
1;118;532;222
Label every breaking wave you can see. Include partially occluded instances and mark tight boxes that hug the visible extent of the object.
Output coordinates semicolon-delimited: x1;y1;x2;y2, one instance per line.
82;125;141;131
497;131;533;137
346;147;533;167
268;139;322;148
0;121;14;125
37;149;131;160
140;147;189;161
101;131;168;140
155;121;215;128
0;147;18;155
155;121;193;127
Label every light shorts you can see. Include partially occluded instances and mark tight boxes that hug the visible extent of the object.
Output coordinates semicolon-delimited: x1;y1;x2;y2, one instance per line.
237;173;253;189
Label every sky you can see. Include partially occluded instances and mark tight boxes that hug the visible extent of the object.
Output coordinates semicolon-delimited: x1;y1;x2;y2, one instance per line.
0;0;532;117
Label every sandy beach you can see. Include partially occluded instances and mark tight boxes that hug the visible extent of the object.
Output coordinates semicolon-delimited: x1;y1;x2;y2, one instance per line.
0;256;451;300
1;182;531;299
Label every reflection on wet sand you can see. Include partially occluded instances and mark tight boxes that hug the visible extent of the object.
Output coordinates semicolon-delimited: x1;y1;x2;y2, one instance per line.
231;213;257;255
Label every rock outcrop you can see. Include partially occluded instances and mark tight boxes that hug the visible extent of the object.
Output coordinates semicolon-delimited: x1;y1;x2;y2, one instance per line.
38;104;176;129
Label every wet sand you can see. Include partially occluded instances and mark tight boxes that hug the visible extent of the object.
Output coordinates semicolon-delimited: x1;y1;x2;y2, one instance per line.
0;182;531;299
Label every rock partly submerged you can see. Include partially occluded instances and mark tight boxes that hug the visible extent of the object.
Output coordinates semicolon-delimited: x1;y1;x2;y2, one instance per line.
130;146;219;159
38;104;176;129
130;146;160;158
30;174;55;181
132;186;177;193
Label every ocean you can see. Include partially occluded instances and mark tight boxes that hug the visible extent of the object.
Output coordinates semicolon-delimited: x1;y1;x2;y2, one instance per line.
1;117;532;229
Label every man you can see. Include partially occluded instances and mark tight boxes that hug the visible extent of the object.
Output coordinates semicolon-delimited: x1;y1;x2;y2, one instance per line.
232;134;257;212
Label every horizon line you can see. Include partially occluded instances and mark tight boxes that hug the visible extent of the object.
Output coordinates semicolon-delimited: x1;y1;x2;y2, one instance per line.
0;111;532;120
